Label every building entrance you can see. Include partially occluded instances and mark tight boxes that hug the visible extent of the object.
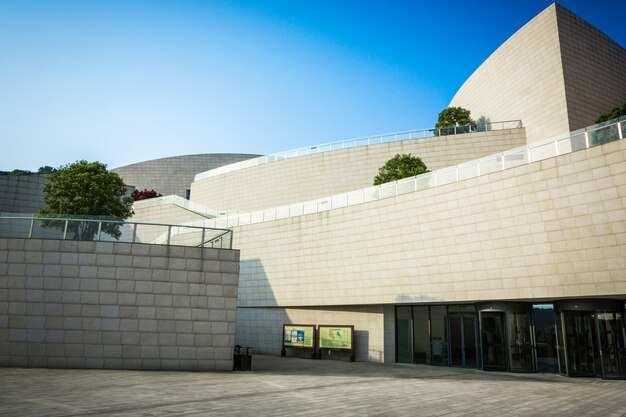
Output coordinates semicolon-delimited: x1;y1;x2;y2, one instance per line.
480;311;507;371
555;299;626;379
597;311;626;378
395;299;626;378
562;311;598;376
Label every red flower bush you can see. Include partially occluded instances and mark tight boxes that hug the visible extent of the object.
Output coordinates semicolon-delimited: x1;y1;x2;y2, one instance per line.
131;189;162;201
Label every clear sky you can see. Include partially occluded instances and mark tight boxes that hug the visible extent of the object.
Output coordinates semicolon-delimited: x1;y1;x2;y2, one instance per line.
1;0;624;171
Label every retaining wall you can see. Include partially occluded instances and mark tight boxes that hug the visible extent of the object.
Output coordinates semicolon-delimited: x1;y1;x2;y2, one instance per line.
0;238;239;371
191;129;527;212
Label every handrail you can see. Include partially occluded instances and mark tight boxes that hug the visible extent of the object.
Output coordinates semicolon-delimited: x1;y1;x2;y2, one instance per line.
194;116;623;229
0;215;233;249
132;194;218;218
194;120;523;181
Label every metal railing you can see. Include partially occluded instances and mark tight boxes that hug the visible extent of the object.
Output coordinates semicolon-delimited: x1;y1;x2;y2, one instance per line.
0;216;233;249
197;116;624;229
194;120;523;181
133;194;218;218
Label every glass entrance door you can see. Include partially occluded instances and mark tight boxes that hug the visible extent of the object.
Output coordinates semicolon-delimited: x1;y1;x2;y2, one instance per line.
563;311;597;377
509;312;533;371
533;305;559;372
597;311;626;378
481;312;507;371
450;313;477;367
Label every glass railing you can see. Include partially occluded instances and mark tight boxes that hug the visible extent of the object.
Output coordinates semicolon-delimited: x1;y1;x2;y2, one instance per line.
194;120;523;181
0;216;233;249
198;116;624;228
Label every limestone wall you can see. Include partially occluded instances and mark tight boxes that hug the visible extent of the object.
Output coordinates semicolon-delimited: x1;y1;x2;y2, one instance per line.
191;128;527;212
0;238;240;371
232;138;626;308
557;6;626;132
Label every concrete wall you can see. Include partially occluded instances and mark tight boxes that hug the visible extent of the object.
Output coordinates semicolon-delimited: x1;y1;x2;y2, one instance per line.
232;137;626;308
0;174;47;214
113;153;260;199
450;4;626;144
191;129;527;212
0;238;240;371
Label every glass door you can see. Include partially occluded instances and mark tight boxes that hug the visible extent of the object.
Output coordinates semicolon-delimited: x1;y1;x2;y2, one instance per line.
532;304;559;372
563;311;597;377
481;311;507;371
509;312;533;371
450;313;477;367
597;311;626;378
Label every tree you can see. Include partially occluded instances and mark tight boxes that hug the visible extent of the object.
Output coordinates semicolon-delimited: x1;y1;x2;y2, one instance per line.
38;160;134;240
595;100;626;123
0;166;58;175
37;166;58;174
435;106;474;135
591;100;626;145
373;154;429;185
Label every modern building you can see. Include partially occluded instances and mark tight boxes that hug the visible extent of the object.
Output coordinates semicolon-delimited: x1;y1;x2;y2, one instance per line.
133;3;626;378
1;3;625;378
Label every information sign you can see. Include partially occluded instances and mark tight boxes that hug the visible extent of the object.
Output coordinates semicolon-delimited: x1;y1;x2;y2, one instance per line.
283;324;315;349
318;325;353;350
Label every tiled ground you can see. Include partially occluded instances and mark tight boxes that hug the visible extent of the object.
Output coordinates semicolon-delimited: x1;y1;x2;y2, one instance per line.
1;355;625;416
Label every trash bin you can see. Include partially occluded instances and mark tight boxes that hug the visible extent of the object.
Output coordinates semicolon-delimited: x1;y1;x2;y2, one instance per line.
233;345;252;371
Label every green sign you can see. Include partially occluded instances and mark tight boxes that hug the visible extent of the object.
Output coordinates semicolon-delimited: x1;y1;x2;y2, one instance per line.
283;325;315;348
319;326;353;350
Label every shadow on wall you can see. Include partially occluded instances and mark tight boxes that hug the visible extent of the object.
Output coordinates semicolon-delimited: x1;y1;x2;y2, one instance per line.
235;257;280;355
236;257;387;362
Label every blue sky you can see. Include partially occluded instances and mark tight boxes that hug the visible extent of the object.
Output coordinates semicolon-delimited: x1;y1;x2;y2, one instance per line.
1;0;625;171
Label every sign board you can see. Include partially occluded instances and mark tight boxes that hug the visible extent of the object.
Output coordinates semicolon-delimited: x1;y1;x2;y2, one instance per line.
283;324;316;349
318;325;354;350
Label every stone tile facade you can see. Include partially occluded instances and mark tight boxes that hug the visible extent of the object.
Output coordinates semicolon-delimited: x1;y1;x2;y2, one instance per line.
0;239;240;370
191;129;527;212
231;138;626;361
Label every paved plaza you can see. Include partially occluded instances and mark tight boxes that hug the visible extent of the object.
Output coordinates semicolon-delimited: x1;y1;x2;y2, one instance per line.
1;355;625;416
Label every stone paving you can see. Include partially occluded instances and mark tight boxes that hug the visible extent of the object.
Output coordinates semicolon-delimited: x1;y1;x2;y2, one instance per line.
1;355;625;416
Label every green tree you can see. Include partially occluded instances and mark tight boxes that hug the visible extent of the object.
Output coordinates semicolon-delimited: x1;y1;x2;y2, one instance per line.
591;100;626;145
8;169;32;176
37;165;58;174
435;106;474;135
38;160;133;240
373;154;429;185
0;165;58;175
595;100;626;123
